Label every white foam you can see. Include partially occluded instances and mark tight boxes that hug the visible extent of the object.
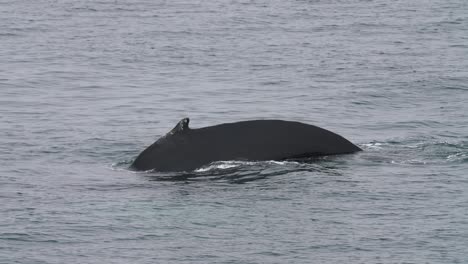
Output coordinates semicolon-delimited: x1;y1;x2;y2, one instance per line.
361;142;384;149
447;153;467;162
195;161;242;172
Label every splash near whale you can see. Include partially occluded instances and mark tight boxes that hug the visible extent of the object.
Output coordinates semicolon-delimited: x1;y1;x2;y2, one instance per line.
131;118;361;172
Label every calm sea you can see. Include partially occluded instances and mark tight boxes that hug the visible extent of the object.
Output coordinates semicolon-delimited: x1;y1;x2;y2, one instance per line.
1;0;467;263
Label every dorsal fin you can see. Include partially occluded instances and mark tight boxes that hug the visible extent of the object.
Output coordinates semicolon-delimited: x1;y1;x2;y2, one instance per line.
168;118;190;135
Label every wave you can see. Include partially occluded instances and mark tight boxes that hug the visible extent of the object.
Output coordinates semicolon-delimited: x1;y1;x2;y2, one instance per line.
114;158;346;183
359;137;468;165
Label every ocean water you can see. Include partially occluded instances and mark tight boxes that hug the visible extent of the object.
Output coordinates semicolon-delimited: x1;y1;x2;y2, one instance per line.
1;0;468;263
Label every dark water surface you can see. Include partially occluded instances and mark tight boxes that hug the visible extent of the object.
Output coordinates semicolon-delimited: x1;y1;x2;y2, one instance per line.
1;0;468;263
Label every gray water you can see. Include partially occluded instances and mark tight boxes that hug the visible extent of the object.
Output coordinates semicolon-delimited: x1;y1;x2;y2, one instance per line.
1;0;468;263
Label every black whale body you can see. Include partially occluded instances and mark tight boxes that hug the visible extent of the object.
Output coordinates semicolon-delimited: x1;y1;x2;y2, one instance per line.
131;118;361;172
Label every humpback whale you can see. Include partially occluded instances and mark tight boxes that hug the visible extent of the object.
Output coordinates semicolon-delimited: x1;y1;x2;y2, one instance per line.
131;118;361;172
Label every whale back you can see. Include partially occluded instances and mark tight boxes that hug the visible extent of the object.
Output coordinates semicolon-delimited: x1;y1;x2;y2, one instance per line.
131;118;361;172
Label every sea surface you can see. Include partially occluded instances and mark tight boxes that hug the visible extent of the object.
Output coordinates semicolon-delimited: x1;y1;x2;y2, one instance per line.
1;0;468;263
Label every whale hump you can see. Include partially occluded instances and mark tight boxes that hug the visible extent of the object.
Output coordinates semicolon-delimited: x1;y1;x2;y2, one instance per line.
169;118;190;135
132;118;361;172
